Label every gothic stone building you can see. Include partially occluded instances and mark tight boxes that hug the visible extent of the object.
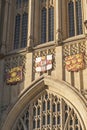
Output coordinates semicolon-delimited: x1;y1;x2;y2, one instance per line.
0;0;87;130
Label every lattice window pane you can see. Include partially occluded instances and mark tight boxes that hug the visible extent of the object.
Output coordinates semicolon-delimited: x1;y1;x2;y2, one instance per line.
14;14;21;49
53;103;56;112
37;107;40;115
16;0;22;9
57;115;60;125
47;114;50;124
47;100;50;110
76;0;83;35
43;115;46;125
33;107;36;116
53;116;56;125
57;102;60;111
68;1;75;37
33;120;36;129
48;7;54;41
21;12;28;48
41;8;47;43
23;0;28;6
37;119;40;128
43;101;46;111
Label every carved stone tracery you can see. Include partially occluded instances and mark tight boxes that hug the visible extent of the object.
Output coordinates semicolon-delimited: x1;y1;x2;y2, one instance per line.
12;91;83;130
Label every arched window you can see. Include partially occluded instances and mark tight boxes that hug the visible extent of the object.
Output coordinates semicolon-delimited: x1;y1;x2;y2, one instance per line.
48;7;54;41
41;8;47;43
68;0;83;37
14;0;28;49
41;1;54;44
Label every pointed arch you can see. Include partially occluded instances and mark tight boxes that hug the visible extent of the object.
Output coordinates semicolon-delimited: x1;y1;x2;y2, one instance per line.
1;76;87;130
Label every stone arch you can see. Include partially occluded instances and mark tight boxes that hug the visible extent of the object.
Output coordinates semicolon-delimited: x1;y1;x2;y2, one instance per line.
1;76;87;130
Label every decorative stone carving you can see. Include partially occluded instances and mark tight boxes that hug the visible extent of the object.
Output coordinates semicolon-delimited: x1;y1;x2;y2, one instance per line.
33;48;55;74
4;54;26;85
63;41;87;68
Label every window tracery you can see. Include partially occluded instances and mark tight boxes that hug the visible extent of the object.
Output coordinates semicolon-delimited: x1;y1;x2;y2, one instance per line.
13;91;83;130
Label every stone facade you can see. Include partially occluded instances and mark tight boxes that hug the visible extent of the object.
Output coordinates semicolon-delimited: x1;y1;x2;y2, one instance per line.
0;0;87;130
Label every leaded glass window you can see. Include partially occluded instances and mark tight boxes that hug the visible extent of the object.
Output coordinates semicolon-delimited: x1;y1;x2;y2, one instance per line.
76;0;83;35
48;7;54;41
41;1;54;44
68;1;75;37
14;14;21;49
21;12;28;48
23;0;28;6
16;0;22;9
13;91;83;130
68;0;83;37
43;115;46;125
14;0;28;49
41;8;47;43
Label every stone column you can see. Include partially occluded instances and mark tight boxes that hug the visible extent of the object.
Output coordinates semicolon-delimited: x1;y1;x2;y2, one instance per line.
1;0;10;54
0;0;2;55
83;0;87;34
0;0;2;18
27;0;34;48
33;0;40;45
56;0;62;44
